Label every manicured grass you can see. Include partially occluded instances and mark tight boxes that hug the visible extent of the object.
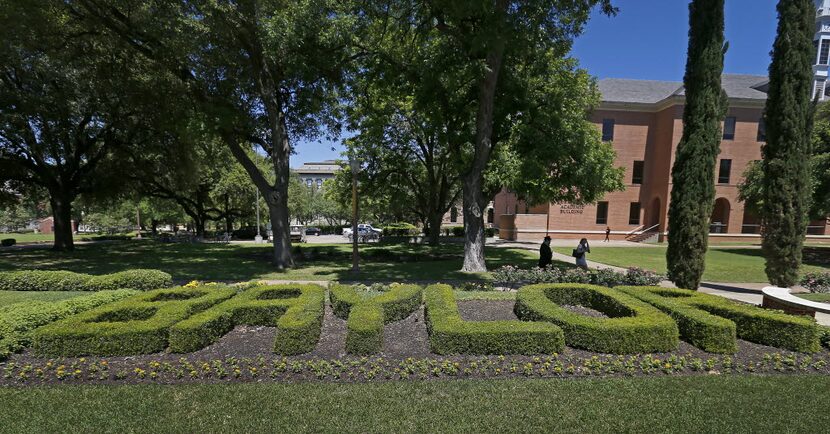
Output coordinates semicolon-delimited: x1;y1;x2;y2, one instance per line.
554;245;830;283
0;233;55;243
796;293;830;302
0;376;828;432
0;291;86;307
0;241;553;282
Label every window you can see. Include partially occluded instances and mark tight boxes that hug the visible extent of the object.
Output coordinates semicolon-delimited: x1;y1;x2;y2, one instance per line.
757;118;766;142
628;202;641;225
820;39;830;65
632;161;644;184
596;202;609;225
718;159;732;184
316;179;323;188
450;207;458;223
723;117;736;140
305;178;313;187
816;79;826;100
487;208;494;223
601;119;615;141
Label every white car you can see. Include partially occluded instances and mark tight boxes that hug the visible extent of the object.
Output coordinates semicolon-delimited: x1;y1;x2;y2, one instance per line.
342;224;381;239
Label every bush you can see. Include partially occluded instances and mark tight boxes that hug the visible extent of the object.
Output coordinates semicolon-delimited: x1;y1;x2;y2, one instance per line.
0;239;15;247
32;286;237;356
382;222;419;237
485;228;497;238
0;269;173;292
169;284;325;355
800;272;830;293
514;283;679;354
423;284;564;355
0;290;137;360
492;266;663;288
330;283;422;354
617;286;821;353
451;226;465;237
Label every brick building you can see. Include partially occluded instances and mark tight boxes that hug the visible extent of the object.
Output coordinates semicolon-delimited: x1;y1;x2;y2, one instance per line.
495;74;828;242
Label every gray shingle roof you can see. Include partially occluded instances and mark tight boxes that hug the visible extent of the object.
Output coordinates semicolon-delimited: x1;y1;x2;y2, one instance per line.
599;74;768;104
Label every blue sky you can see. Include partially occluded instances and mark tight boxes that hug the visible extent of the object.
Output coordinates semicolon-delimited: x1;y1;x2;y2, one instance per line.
291;0;780;167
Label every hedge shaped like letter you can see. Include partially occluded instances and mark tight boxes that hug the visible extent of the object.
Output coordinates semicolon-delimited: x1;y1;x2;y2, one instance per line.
0;269;173;291
169;284;325;355
0;289;138;360
329;283;422;354
617;286;821;353
423;284;564;355
32;286;236;356
514;283;679;354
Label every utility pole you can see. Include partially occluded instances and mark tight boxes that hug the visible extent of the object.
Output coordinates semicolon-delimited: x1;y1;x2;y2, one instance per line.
350;154;361;273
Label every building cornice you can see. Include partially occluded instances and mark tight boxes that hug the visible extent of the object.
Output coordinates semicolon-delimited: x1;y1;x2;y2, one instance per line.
598;96;766;113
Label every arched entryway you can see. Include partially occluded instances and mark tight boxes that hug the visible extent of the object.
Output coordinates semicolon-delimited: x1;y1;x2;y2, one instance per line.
710;198;731;233
648;197;661;230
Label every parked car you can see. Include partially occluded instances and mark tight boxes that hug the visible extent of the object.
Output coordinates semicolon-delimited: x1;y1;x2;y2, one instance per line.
342;224;382;238
232;226;266;240
290;225;307;243
305;227;322;236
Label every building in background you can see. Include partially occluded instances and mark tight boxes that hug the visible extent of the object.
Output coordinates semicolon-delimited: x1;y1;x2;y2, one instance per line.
295;160;341;189
495;74;829;242
815;0;830;100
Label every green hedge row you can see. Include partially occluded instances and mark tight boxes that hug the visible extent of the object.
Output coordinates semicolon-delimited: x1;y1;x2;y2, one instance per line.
423;284;564;355
32;286;236;357
169;284;325;355
330;283;422;354
617;286;821;353
0;290;137;360
514;283;679;354
0;269;173;292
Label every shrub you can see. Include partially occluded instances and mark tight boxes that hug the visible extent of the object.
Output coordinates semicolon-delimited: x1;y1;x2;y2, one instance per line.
485;228;497;238
514;283;679;354
0;289;137;360
451;226;465;237
1;239;15;247
492;266;663;288
169;284;325;355
382;222;419;237
423;284;564;355
32;286;237;356
0;269;173;292
800;272;830;293
617;286;821;353
330;283;422;354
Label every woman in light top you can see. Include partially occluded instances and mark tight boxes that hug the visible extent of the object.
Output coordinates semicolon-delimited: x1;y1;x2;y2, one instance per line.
575;238;590;269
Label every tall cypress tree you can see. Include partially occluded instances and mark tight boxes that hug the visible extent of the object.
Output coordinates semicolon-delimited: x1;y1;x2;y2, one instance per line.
761;0;815;287
666;0;727;290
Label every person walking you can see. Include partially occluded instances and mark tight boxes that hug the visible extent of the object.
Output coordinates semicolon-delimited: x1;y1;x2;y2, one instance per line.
574;238;590;269
538;236;552;268
604;226;611;242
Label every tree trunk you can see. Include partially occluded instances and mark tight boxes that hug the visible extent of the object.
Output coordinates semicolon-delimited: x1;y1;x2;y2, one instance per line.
266;196;293;269
151;219;159;235
49;194;75;252
224;194;233;234
427;211;443;246
461;42;505;272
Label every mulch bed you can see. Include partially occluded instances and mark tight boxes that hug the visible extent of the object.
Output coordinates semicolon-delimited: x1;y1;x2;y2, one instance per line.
2;299;829;386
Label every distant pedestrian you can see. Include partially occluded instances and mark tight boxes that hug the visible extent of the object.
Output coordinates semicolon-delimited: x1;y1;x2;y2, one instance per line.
539;236;552;268
573;238;590;269
604;226;611;242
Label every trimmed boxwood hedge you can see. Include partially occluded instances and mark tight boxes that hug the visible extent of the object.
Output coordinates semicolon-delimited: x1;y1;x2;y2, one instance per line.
514;283;679;354
423;284;564;355
330;283;422;354
0;289;137;360
617;286;821;353
169;284;325;355
32;286;236;357
0;269;173;292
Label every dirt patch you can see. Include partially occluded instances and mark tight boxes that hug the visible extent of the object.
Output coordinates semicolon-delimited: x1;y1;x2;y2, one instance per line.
458;300;517;321
381;308;431;358
561;304;609;318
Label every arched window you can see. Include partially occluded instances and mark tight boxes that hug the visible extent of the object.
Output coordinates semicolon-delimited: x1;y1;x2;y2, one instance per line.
450;207;458;223
487;208;494;223
305;178;313;188
316;179;323;188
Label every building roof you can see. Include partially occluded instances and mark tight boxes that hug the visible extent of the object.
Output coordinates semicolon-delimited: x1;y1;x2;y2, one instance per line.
295;159;341;176
598;74;768;105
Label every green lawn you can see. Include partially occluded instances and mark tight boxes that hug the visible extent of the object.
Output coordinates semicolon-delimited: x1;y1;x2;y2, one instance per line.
0;232;55;243
0;290;86;308
796;293;830;302
0;376;828;432
0;240;550;282
554;245;830;283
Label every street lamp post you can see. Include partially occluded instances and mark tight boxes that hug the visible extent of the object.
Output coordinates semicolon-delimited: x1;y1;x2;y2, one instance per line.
136;206;142;239
255;188;263;244
350;155;360;273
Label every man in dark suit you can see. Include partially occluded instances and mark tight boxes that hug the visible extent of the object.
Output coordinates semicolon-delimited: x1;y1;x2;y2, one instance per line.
539;236;552;268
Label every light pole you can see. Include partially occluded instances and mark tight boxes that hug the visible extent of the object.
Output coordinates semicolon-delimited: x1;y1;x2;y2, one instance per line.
349;154;361;273
136;205;142;239
255;188;263;244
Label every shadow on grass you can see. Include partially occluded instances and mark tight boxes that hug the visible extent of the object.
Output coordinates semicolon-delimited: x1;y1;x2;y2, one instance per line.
0;241;557;282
